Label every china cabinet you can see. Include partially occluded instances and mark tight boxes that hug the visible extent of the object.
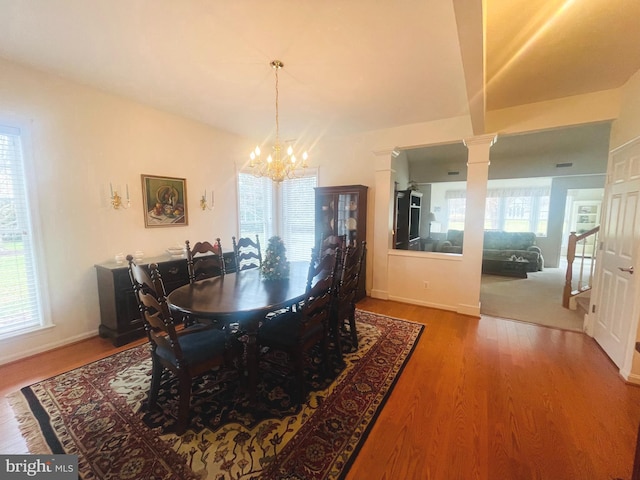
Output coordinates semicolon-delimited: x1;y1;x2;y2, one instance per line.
315;184;368;299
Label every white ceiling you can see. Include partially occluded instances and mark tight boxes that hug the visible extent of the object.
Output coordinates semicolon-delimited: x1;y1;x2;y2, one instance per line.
0;0;638;144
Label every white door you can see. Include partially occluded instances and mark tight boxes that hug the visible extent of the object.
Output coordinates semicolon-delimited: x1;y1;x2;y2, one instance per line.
592;139;640;369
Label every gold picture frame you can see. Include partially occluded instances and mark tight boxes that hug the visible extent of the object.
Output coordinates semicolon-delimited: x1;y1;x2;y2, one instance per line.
141;174;188;228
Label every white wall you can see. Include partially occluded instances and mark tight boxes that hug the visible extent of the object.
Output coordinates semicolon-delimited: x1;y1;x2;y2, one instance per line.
0;58;252;364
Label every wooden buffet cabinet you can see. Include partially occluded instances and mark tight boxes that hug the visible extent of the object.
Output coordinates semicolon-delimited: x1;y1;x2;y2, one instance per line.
95;252;236;346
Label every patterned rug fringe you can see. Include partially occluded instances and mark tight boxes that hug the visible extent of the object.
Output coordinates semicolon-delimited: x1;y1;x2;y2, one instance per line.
6;390;52;454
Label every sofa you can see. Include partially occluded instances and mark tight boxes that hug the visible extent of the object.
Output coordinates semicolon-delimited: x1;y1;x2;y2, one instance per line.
439;229;544;271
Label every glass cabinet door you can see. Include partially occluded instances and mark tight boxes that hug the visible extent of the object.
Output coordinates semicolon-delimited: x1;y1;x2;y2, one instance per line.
336;193;360;245
315;185;367;249
315;184;368;300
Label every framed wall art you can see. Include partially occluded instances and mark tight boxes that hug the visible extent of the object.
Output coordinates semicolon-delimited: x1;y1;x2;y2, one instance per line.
141;174;188;227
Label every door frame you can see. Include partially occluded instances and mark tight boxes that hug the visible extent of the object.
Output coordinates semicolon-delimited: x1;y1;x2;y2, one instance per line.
585;135;640;381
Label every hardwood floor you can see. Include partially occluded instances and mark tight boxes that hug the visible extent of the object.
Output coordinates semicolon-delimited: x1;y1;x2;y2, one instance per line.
2;298;640;479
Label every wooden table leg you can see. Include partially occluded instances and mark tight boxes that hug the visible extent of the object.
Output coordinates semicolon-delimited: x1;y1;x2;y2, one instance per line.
633;422;640;480
240;313;262;403
244;331;258;401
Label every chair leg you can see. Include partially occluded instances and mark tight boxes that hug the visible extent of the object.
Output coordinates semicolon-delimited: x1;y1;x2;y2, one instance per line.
148;355;163;409
321;332;331;374
348;307;358;349
175;373;192;435
333;329;344;365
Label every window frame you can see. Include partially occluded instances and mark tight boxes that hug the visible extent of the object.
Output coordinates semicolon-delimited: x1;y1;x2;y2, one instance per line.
0;119;52;341
237;168;318;262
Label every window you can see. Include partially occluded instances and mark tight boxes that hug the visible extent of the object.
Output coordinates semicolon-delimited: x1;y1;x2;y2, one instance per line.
238;171;317;262
444;188;467;231
279;175;317;261
442;180;550;236
484;185;550;235
0;125;44;338
237;174;274;243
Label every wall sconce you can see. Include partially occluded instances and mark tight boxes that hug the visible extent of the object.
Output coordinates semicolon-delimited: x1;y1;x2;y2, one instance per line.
200;190;214;211
110;182;130;209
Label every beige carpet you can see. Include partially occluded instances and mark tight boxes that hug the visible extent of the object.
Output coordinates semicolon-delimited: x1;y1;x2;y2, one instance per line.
480;263;585;331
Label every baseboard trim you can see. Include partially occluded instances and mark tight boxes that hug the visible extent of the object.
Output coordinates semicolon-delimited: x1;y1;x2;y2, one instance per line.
0;330;99;366
369;289;389;300
623;370;640;385
387;295;459;314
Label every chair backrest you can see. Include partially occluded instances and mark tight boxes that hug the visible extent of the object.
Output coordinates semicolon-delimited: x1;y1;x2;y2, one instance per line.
232;235;262;271
127;256;184;360
336;241;366;309
307;246;341;291
127;253;167;299
317;234;346;262
186;238;225;283
299;255;339;337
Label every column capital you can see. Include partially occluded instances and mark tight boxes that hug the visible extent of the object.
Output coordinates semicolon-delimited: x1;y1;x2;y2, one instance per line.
463;133;498;148
371;146;400;157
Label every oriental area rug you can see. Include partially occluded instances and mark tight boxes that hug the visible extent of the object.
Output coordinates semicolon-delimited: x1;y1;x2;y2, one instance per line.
8;310;423;480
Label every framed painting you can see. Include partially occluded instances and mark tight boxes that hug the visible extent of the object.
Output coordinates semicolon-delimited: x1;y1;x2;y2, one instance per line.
141;174;188;227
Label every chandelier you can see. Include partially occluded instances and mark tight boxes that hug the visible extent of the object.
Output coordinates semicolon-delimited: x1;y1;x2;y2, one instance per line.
249;60;308;183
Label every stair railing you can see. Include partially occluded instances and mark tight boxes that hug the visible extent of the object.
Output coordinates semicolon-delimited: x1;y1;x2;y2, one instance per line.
562;226;599;308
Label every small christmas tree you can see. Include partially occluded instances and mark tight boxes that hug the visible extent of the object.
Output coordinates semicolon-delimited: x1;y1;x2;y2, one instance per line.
261;236;290;280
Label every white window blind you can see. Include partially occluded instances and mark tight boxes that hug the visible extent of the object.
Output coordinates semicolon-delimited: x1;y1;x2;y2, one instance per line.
0;125;43;337
237;173;274;246
279;174;318;262
237;171;317;263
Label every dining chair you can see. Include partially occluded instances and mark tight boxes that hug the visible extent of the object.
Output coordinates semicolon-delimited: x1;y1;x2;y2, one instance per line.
127;255;241;435
184;238;227;327
331;241;366;353
257;250;340;402
232;235;262;271
186;238;226;282
317;234;346;262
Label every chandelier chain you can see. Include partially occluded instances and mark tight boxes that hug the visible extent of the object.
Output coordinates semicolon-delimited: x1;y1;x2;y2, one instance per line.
274;63;279;145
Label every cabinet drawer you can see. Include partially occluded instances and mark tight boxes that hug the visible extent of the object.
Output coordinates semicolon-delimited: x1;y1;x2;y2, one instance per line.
157;259;189;290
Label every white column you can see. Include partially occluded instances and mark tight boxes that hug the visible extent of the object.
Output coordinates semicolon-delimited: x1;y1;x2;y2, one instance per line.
456;134;496;315
370;148;396;300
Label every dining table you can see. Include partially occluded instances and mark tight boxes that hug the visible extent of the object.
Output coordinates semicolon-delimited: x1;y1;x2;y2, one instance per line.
166;261;310;398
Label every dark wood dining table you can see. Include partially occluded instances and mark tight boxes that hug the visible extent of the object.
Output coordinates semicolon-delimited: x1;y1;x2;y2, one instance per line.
166;261;310;397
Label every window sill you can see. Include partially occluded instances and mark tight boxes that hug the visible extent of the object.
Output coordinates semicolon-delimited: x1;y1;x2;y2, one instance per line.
0;323;55;342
